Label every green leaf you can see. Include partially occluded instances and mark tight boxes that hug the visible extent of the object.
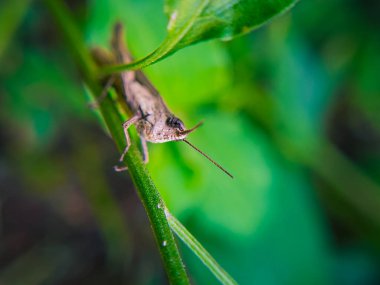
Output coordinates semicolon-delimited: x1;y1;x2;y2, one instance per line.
164;0;299;49
103;0;300;73
166;211;238;285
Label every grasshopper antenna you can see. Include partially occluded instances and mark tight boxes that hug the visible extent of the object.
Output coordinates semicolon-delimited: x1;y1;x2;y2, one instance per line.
183;139;233;179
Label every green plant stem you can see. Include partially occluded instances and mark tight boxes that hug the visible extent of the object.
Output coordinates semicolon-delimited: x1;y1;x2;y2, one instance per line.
166;210;238;285
43;0;190;283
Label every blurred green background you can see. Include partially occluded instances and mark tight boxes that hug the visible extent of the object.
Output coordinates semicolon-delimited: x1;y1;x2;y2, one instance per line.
1;0;380;284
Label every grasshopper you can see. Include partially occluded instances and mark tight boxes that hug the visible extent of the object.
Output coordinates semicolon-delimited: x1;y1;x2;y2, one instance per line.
93;23;233;178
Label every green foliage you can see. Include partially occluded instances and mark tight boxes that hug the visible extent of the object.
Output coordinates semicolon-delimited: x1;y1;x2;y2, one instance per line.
2;0;380;284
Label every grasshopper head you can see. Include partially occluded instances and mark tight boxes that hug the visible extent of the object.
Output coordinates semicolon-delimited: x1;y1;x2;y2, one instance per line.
145;115;202;143
157;116;203;142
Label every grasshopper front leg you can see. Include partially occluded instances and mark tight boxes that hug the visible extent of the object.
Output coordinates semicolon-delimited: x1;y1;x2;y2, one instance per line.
114;114;140;172
119;114;140;162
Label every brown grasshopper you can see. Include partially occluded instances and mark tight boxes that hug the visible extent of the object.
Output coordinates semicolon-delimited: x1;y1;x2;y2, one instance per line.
93;23;233;178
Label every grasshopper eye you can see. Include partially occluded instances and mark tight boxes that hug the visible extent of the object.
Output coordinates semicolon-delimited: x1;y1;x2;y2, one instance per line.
166;116;184;130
